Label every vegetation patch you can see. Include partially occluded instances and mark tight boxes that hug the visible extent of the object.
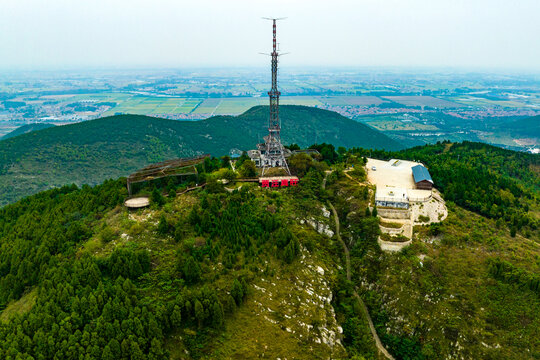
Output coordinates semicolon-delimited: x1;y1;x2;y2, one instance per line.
0;288;37;322
380;233;410;242
380;220;404;229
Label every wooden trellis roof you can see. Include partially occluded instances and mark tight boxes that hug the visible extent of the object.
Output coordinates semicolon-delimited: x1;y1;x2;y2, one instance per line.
127;154;210;194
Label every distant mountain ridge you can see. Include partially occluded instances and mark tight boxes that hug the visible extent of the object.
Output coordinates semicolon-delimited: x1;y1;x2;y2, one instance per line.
0;105;401;205
1;123;55;140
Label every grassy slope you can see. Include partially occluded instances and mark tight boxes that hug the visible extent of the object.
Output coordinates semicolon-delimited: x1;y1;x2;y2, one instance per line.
0;288;37;322
0;105;401;206
364;204;540;359
320;165;539;358
327;143;539;358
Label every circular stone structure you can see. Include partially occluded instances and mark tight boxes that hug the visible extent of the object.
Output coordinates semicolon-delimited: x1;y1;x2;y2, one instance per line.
124;197;150;209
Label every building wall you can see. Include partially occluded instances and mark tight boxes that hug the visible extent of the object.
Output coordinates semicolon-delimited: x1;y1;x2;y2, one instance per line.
377;208;411;219
375;200;409;209
415;180;433;190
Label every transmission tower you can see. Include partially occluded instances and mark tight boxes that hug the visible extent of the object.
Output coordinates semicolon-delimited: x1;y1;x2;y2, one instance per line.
261;18;290;176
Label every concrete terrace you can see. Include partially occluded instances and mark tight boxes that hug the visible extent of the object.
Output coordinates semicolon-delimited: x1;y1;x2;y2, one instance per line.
365;158;447;251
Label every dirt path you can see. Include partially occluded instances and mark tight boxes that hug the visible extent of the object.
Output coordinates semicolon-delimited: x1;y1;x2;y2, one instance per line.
328;202;351;281
343;169;369;186
343;170;375;208
324;172;394;360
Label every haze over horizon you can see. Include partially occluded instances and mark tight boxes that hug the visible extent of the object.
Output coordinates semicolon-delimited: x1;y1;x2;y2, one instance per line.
1;0;539;72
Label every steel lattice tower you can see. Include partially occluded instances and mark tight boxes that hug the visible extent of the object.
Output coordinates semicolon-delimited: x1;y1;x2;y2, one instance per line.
261;18;290;176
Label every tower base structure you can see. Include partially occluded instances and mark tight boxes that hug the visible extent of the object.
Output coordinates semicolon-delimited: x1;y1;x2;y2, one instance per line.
248;139;292;175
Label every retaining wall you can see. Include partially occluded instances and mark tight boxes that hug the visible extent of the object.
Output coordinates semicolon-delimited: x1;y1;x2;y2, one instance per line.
378;208;411;219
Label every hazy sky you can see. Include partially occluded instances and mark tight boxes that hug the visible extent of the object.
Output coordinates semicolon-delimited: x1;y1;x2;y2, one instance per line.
1;0;539;71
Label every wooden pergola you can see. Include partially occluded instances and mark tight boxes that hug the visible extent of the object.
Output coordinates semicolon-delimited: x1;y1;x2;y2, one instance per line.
127;154;210;195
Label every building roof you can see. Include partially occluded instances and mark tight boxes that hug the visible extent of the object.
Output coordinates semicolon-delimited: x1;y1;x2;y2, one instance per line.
412;165;433;184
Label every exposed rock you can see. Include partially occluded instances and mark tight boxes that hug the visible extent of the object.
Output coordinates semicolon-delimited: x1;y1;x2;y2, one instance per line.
321;206;331;218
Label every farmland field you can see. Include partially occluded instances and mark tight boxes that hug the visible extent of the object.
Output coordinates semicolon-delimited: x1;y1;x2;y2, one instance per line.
192;98;222;114
213;98;263;115
36;93;479;118
383;95;463;108
279;96;323;106
173;99;202;113
355;114;440;131
449;96;531;108
19;92;536;125
318;96;385;106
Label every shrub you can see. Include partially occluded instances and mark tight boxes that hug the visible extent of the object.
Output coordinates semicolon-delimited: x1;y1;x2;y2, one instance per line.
100;227;117;243
239;160;257;178
151;188;165;206
157;215;169;235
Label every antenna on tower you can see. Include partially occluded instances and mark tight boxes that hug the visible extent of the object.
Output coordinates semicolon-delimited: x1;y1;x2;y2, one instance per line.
259;17;290;176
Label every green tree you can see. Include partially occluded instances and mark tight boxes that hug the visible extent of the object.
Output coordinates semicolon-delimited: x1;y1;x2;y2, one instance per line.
288;153;314;177
151;187;165;206
283;242;295;264
130;342;145;360
157;215;168;235
148;338;166;360
100;226;117;243
211;301;224;328
205;178;224;194
239;160;257;178
108;339;121;359
231;279;244;306
102;345;114;360
220;155;231;169
286;143;300;151
174;223;186;243
183;256;201;284
170;305;182;328
194;300;205;328
235;152;250;167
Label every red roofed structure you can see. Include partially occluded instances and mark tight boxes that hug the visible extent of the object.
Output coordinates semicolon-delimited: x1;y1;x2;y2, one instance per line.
259;176;299;188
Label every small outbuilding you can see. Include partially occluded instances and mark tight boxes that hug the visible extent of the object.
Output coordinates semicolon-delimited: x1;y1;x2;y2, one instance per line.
411;165;433;190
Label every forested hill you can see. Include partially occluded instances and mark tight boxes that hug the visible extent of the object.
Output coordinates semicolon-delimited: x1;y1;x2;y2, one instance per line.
496;114;540;138
0;165;352;359
1;123;55;140
0;142;538;359
0;105;401;206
